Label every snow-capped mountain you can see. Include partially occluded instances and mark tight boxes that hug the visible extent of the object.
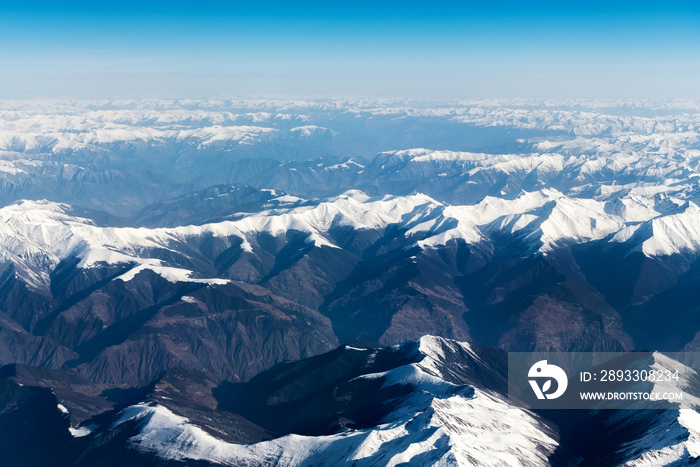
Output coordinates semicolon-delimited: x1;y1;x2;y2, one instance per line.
0;336;560;467
3;178;700;385
550;352;700;466
5;336;700;466
104;338;556;467
2;98;700;465
1;98;700;216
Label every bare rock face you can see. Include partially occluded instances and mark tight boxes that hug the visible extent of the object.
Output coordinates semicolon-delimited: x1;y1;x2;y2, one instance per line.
0;236;339;388
70;278;338;387
0;319;78;369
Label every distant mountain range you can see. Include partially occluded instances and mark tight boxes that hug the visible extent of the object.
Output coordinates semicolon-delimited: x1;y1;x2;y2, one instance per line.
2;98;700;465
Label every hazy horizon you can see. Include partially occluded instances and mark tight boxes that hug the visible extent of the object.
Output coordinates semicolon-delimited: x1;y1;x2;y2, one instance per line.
1;0;698;99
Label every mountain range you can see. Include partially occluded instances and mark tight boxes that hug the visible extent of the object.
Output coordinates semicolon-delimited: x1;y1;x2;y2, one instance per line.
4;336;700;466
2;98;700;465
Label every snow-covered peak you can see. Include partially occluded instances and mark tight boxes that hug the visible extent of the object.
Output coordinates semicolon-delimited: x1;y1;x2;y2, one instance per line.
1;199;89;225
604;353;700;467
0;200;232;288
289;125;336;138
104;336;555;467
641;202;700;257
608;201;700;257
4;184;700;296
450;189;623;253
534;196;624;252
107;386;557;467
382;335;509;393
0;192;461;289
416;335;479;363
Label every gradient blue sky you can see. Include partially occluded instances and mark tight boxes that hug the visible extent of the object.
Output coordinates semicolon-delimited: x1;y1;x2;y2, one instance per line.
0;0;698;99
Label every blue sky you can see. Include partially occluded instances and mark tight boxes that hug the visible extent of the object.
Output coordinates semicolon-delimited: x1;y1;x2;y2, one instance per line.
0;1;698;99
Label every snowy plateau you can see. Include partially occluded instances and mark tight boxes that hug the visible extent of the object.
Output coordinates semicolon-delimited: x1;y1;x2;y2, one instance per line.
2;99;700;465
